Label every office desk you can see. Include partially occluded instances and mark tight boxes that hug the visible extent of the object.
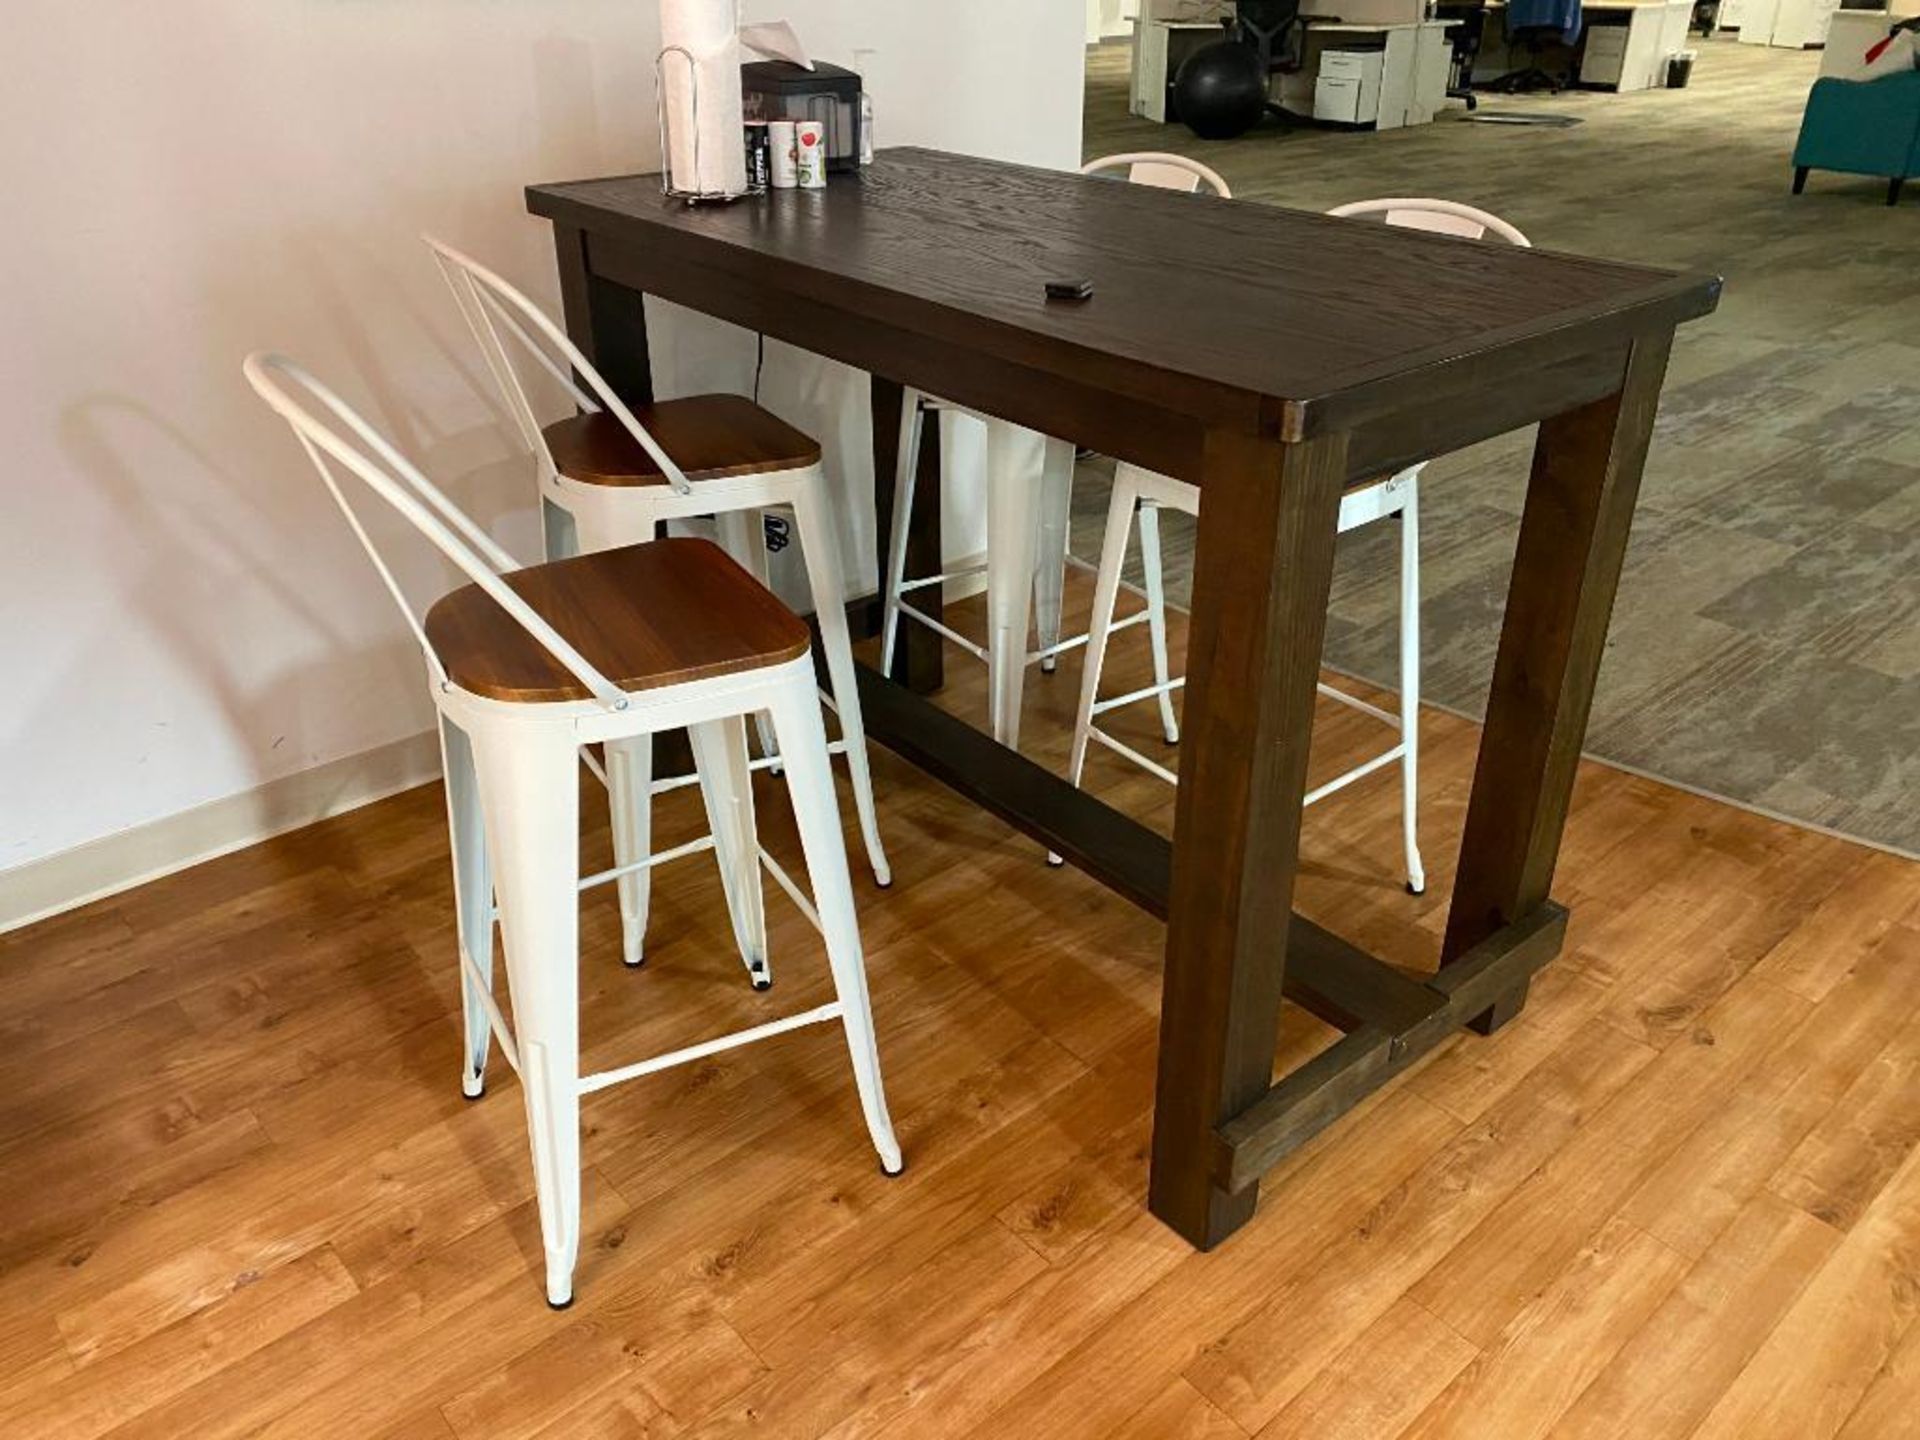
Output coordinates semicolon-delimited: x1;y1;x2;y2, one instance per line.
1131;17;1234;123
1130;12;1455;128
527;148;1721;1249
1276;19;1458;125
1478;0;1692;89
1583;0;1696;87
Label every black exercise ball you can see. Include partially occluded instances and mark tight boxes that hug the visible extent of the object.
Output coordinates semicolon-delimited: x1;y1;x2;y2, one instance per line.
1172;40;1266;141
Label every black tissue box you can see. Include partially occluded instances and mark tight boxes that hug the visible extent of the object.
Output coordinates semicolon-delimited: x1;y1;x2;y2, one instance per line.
740;60;864;173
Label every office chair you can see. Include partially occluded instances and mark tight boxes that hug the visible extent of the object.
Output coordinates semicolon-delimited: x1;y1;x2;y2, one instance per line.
1434;0;1490;109
1485;0;1582;94
1485;27;1568;93
1237;0;1306;109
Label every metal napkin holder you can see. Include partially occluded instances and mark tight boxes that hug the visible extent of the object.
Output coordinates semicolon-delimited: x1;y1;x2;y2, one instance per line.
656;46;763;205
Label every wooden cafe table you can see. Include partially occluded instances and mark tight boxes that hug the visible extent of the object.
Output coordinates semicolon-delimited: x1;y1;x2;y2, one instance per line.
526;148;1721;1251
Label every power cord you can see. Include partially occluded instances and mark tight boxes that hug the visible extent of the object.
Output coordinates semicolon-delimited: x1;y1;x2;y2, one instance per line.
751;331;791;556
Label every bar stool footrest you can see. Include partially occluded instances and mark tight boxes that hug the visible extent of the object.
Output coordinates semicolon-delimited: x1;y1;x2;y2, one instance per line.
577;1001;845;1096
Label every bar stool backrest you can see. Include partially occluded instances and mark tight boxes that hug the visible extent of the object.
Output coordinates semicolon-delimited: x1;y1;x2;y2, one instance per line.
243;351;630;709
1324;197;1532;248
1080;151;1234;199
422;236;695;497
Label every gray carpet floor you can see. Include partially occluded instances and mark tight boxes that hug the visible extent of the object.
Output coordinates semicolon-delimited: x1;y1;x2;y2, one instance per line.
1080;35;1920;855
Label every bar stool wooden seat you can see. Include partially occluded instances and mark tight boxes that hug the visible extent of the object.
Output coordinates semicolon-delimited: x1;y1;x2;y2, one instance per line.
245;353;902;1309
424;237;890;927
423;539;814;702
540;396;821;487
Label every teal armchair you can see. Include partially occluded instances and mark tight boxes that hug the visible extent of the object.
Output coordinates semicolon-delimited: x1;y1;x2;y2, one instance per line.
1792;69;1920;206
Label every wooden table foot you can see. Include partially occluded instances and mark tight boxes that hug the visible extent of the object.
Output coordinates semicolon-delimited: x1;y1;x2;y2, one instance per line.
1468;980;1532;1036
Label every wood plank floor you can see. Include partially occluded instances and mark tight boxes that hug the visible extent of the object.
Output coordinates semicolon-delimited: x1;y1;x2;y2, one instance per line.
2;581;1918;1438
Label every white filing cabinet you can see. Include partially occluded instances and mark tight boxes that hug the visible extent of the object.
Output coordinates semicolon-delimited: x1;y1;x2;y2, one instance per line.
1289;24;1451;127
1581;22;1632;84
1384;23;1455;125
1740;0;1840;45
1315;48;1386;121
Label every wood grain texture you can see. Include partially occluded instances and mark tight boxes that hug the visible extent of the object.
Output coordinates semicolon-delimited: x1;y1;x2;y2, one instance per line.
420;536;810;703
1689;1138;1920;1440
1186;1018;1657;1433
1257;1298;1477;1440
1546;1193;1840;1440
2;576;1915;1436
542;396;820;488
528;147;1718;453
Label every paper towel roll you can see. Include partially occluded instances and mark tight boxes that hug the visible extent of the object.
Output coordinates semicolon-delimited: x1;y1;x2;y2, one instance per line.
660;0;748;197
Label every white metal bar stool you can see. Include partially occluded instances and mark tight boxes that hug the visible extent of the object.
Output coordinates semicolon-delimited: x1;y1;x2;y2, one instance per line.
1079;151;1231;195
425;237;890;930
245;353;902;1309
878;153;1231;751
1066;198;1531;897
880;413;1074;749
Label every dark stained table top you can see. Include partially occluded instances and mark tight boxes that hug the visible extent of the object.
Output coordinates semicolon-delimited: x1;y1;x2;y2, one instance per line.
528;146;1719;440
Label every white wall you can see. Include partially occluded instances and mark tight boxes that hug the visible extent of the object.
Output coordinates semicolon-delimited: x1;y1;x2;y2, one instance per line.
0;0;1085;906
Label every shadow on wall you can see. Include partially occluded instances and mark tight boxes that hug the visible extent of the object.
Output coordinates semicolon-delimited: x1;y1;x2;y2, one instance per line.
48;223;553;824
54;394;429;790
286;228;509;468
285;223;563;482
4;4;684;883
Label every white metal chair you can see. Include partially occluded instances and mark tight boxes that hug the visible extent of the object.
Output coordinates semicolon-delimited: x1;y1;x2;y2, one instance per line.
1067;198;1533;896
425;237;890;925
1079;151;1233;196
244;352;902;1309
878;154;1232;750
1323;196;1531;244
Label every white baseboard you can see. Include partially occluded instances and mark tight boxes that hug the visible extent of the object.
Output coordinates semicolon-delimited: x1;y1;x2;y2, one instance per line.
0;730;443;934
0;559;998;937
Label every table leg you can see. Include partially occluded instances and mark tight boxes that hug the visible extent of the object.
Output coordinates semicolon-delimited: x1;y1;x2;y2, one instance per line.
552;223;653;403
1147;427;1347;1249
1442;333;1674;1031
868;377;944;692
